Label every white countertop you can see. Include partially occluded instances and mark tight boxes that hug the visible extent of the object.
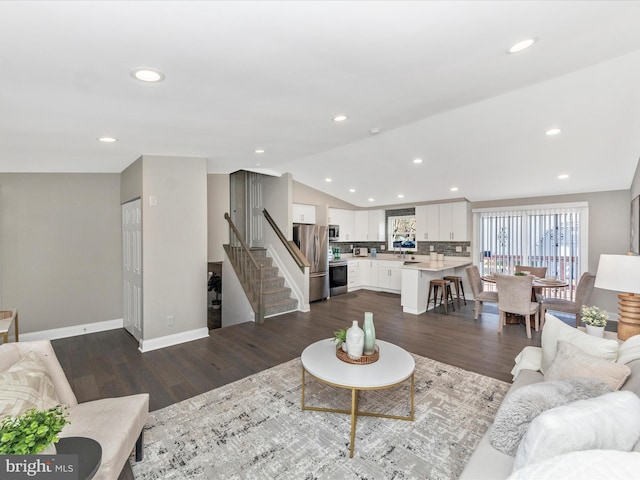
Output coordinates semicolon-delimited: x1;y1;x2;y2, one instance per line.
401;260;472;272
342;254;472;271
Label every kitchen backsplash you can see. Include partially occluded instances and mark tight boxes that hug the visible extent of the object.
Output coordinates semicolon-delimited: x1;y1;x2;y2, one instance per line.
330;241;471;257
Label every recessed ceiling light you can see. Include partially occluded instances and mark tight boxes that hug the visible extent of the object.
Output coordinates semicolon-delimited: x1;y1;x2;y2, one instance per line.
546;128;562;136
397;194;405;198
413;158;423;164
325;178;332;182
508;37;537;54
254;149;265;154
255;163;262;167
333;114;348;122
450;187;459;192
369;128;381;135
98;137;117;143
368;198;374;202
349;188;356;193
558;174;569;179
130;68;165;82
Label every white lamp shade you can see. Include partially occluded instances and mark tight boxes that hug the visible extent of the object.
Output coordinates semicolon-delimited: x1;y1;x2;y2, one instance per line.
594;254;640;294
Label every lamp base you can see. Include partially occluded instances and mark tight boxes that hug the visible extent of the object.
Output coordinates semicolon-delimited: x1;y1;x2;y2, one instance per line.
617;293;640;341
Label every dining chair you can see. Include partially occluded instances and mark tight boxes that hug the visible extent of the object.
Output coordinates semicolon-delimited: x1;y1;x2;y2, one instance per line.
465;266;499;320
494;273;540;339
540;272;596;328
515;265;548;301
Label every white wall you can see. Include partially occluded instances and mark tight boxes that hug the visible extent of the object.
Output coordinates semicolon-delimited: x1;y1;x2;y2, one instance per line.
207;174;230;262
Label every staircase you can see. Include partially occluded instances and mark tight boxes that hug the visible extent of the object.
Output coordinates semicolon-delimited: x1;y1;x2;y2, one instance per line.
250;248;298;317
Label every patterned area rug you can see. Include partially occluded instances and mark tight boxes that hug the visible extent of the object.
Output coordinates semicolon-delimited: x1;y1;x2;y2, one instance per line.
131;353;509;480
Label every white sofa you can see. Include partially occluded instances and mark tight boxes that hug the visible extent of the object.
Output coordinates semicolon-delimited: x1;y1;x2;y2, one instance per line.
0;340;149;480
460;314;640;479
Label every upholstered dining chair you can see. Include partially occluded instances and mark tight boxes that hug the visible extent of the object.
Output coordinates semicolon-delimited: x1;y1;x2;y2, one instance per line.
495;273;540;339
515;265;548;301
540;272;596;328
466;266;499;320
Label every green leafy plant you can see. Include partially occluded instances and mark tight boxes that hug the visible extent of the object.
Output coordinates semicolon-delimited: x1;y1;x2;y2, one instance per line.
0;406;69;454
581;305;609;327
332;328;347;348
514;271;526;276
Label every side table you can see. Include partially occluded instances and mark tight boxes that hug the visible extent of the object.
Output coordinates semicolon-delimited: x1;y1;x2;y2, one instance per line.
56;437;102;480
0;309;18;344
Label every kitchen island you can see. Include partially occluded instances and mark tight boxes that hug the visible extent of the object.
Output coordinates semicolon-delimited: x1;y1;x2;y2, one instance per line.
401;260;473;315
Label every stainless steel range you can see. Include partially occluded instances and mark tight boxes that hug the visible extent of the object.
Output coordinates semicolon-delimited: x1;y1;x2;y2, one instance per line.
329;260;348;296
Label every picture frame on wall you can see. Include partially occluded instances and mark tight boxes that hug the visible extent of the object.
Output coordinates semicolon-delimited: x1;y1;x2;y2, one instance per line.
632;195;640;255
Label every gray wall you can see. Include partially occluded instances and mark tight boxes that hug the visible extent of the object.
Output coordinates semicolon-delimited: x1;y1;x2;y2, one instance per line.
472;189;630;314
0;173;122;333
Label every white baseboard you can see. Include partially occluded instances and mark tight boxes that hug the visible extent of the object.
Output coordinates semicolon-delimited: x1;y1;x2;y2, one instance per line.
20;318;124;342
138;327;209;353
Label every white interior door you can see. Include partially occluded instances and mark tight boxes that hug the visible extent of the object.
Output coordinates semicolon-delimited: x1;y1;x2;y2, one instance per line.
122;199;142;340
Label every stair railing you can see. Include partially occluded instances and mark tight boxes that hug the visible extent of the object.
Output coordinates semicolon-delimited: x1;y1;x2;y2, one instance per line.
263;209;310;270
224;213;265;323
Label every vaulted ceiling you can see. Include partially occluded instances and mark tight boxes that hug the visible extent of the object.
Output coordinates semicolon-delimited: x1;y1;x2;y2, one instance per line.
2;1;640;206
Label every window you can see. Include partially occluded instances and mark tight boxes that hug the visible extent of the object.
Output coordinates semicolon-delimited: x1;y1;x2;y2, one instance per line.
474;203;588;300
388;216;416;250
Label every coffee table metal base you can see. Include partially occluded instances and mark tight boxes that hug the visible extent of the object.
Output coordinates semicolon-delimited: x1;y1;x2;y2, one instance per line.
301;367;415;458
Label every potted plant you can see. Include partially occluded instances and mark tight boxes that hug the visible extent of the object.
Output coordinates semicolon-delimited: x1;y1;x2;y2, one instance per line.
208;272;222;309
333;328;348;352
0;406;69;455
581;305;609;337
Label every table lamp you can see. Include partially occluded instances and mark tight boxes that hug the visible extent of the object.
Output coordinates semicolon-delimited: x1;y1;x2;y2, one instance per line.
594;254;640;340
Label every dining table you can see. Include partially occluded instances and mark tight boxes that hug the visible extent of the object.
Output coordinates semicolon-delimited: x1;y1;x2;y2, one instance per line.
481;274;569;324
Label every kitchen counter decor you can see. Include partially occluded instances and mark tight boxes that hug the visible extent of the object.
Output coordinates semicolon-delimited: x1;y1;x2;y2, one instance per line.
336;343;379;364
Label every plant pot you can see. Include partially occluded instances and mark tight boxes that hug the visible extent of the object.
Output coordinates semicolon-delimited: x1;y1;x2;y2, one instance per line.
586;324;605;337
37;443;56;455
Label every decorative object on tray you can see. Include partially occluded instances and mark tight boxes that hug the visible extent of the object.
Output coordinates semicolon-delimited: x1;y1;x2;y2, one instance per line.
363;312;376;355
581;305;608;337
336;344;379;364
0;405;69;454
332;328;348;352
346;320;364;360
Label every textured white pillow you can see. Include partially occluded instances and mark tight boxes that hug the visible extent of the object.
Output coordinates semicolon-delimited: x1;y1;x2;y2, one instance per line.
0;352;60;419
513;390;640;471
541;313;619;373
617;334;640;364
508;450;640;480
545;341;631;390
510;346;542;379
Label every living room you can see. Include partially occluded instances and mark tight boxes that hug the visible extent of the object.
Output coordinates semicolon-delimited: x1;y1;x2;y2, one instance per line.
2;2;640;479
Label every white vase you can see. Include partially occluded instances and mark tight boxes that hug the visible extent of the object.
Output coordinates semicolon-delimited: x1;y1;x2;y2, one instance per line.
341;342;348;352
586;324;605;337
363;312;376;355
346;320;364;360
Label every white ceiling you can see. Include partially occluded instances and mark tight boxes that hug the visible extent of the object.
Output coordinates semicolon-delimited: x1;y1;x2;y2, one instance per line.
2;1;640;207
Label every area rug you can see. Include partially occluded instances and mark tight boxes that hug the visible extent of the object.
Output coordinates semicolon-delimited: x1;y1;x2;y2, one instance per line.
131;353;509;480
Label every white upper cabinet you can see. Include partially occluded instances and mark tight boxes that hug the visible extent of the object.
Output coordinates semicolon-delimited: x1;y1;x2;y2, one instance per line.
292;203;316;224
368;210;386;241
338;209;385;242
328;208;355;241
416;202;469;241
354;211;369;241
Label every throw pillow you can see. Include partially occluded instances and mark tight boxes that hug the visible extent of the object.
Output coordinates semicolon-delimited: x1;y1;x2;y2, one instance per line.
510;346;542;380
617;334;640;364
513;390;640;471
490;377;611;456
0;352;60;420
545;340;631;390
541;313;619;373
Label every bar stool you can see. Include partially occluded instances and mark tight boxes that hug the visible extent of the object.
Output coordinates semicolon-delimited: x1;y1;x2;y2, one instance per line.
427;279;455;314
443;275;466;307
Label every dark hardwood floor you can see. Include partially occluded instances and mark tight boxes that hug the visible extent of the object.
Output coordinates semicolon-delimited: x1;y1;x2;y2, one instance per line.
52;290;547;413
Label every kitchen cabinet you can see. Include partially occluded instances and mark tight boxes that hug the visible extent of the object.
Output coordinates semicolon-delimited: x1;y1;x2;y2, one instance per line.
375;261;403;293
416;202;469;241
439;202;469;241
354;210;385;241
348;260;360;291
292;203;316;224
359;259;374;287
328;208;355;241
415;204;439;241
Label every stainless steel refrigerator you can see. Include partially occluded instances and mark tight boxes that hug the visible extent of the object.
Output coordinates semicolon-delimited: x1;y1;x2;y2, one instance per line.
293;224;329;302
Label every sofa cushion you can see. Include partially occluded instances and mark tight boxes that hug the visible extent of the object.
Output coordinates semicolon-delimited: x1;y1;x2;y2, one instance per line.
541;313;619;373
513;390;640;471
490;377;611;455
545;340;631;390
508;450;640;479
0;352;60;419
617;334;640;364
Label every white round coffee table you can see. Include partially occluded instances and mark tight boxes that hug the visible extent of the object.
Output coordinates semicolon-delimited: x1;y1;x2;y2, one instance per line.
301;339;415;458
